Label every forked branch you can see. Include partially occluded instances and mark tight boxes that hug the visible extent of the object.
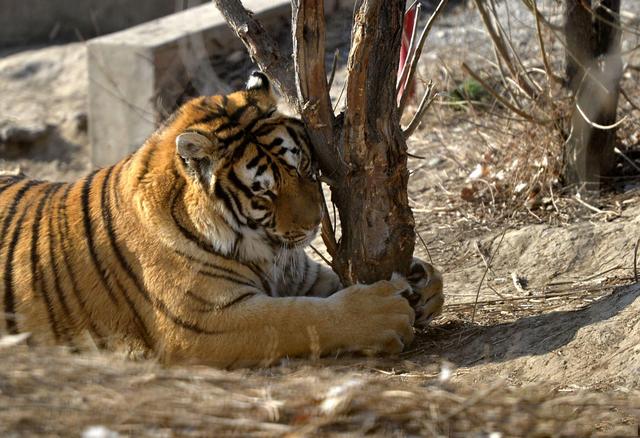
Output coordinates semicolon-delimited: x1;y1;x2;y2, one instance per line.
211;0;297;105
403;80;436;138
472;0;537;98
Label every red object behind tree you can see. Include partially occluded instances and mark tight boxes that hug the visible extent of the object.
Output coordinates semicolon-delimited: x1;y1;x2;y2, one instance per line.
398;3;417;103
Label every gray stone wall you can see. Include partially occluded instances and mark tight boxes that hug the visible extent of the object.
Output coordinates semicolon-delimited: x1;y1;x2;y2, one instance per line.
0;0;207;47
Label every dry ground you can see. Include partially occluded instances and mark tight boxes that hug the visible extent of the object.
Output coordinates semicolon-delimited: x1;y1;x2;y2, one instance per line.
1;1;640;436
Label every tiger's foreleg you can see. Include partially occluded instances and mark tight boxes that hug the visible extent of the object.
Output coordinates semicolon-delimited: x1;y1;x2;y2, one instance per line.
162;278;415;368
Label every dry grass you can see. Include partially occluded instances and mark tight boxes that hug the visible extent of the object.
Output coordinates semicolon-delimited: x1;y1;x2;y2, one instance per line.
405;0;640;237
0;344;637;437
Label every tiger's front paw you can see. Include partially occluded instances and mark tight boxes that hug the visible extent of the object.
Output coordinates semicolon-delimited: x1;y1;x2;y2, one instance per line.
406;257;444;326
330;278;416;355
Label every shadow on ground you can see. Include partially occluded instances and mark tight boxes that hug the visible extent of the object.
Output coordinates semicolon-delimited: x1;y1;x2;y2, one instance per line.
419;282;640;369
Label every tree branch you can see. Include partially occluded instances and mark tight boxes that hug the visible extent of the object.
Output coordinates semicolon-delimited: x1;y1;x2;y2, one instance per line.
403;81;436;139
344;0;403;162
212;0;297;106
292;0;342;178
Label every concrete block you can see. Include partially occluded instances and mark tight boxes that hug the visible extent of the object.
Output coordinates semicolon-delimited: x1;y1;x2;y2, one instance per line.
88;1;292;167
0;0;207;47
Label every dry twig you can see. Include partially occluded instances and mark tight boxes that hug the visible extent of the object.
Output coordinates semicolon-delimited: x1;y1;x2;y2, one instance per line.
461;63;551;124
472;229;508;323
403;82;437;138
634;238;640;282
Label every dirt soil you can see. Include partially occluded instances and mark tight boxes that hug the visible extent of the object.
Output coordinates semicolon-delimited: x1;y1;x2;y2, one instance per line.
1;1;640;436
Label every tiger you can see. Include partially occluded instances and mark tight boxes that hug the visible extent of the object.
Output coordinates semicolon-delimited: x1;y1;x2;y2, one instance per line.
0;71;444;367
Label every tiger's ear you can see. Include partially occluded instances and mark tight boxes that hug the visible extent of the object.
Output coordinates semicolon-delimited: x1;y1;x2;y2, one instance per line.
176;132;214;160
176;132;217;186
246;71;277;109
246;71;270;93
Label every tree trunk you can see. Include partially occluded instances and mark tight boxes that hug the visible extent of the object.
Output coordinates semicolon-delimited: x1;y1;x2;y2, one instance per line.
563;0;622;190
330;1;414;285
214;0;416;285
292;0;415;285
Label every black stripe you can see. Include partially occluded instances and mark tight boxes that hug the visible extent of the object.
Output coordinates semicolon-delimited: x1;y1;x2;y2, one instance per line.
80;170;119;305
230;140;249;161
30;183;64;341
3;184;42;334
58;185;106;346
213;121;234;133
264;190;277;201
101;168;222;335
174;249;258;286
228;169;254;199
135;145;156;185
220;114;262;145
0;176;21;193
170;185;237;257
213;181;245;226
197;270;257;288
195;96;216;113
186;290;217;309
4;212;30;333
245;154;263;169
112;156;130;209
269;163;281;183
193;95;228;125
250;200;268;211
253;122;278;137
218;129;253;149
98;166;154;348
46;184;78;346
186;290;256;313
175;250;271;295
286;126;302;147
220;292;256;309
255;164;269;176
193;110;226;126
0;180;44;253
248;263;273;296
268;137;284;149
229;102;253;122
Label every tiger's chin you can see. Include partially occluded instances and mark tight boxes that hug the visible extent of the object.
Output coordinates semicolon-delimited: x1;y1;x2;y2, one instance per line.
275;227;319;250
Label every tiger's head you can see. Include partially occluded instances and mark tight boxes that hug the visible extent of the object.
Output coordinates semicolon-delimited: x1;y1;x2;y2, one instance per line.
170;72;322;259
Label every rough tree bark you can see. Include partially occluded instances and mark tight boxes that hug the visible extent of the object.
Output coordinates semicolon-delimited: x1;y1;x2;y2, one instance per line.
334;1;415;285
214;0;417;285
563;0;622;190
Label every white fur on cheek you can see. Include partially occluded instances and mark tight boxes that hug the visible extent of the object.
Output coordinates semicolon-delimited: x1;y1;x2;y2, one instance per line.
198;201;275;263
278;134;301;168
237;162;273;192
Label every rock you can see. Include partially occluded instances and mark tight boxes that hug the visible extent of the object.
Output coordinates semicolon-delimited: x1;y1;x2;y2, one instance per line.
71;111;88;133
0;120;53;145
